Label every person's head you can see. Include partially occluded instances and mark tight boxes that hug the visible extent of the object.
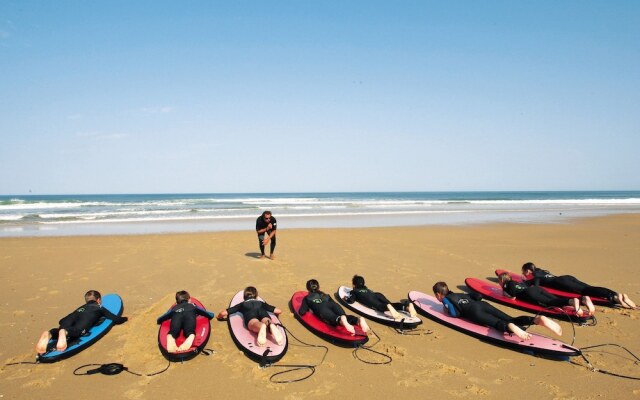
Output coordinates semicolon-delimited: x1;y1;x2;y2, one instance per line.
262;211;272;221
176;290;190;304
432;282;450;302
306;279;320;293
498;273;511;286
243;286;258;300
85;290;101;303
522;262;537;275
352;275;365;288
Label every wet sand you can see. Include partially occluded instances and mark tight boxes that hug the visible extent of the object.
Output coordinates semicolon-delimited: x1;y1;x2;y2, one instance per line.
1;214;639;399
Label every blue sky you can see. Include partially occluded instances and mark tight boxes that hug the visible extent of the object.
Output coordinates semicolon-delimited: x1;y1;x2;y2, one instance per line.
1;1;638;194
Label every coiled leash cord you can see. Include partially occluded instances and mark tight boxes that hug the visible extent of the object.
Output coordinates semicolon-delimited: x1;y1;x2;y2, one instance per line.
260;323;329;384
353;329;392;365
572;343;640;381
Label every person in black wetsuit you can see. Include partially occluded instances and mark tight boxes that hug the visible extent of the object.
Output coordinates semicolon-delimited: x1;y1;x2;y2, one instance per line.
217;286;284;346
299;279;370;335
157;290;214;353
498;273;595;316
256;211;277;259
35;290;128;355
522;262;637;309
432;282;562;340
343;275;417;320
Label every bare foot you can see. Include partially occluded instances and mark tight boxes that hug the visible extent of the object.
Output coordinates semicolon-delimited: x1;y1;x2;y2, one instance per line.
340;316;356;335
259;254;266;259
36;331;51;354
508;323;531;340
538;315;562;336
269;254;276;260
270;324;284;346
257;323;267;346
177;334;195;352
622;294;637;309
582;296;595;314
56;330;68;352
167;335;178;352
359;317;370;333
387;304;402;321
407;303;418;318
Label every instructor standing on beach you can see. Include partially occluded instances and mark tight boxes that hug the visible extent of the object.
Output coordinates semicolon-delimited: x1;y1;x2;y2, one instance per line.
256;211;277;259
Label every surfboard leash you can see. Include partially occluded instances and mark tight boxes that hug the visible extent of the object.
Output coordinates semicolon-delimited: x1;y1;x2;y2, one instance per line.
352;329;392;365
571;343;640;381
261;323;329;384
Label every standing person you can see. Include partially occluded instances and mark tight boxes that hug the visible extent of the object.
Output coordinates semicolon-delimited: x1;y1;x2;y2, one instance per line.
256;211;277;259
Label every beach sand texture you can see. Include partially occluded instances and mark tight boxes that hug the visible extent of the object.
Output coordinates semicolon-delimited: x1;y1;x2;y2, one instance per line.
1;215;639;399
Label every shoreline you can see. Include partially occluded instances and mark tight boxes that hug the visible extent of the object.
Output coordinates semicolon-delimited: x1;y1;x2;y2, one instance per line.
1;214;639;399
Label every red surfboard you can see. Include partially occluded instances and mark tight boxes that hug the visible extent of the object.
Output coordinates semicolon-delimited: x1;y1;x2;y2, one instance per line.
495;269;609;305
408;290;581;358
157;298;213;362
291;291;368;347
465;278;593;322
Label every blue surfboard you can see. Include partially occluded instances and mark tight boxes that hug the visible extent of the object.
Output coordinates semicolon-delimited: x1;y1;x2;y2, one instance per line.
37;294;124;363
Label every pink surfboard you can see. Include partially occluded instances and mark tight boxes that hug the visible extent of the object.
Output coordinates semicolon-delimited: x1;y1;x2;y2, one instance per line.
495;269;609;305
226;290;287;364
291;291;368;347
465;278;592;322
408;290;581;358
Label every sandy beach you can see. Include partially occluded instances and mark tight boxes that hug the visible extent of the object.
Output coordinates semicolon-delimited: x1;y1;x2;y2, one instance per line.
1;214;639;399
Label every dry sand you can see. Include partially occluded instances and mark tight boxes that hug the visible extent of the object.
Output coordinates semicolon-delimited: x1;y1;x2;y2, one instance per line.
1;214;639;399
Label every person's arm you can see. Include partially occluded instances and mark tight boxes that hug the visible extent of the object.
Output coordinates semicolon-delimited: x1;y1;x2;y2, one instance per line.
157;309;173;324
298;297;309;316
343;291;356;304
441;297;459;317
195;306;215;320
101;307;128;324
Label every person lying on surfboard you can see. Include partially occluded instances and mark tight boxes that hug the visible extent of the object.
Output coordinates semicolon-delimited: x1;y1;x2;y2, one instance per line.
217;286;284;347
35;290;128;355
498;273;595;317
522;262;637;309
157;290;214;353
300;279;370;335
432;282;562;340
343;275;418;320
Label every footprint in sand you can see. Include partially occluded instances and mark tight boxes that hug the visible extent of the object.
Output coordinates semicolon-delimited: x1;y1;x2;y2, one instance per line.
48;290;60;295
13;310;26;317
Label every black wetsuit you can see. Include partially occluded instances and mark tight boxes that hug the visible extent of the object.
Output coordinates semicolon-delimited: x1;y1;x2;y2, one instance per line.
227;298;276;328
444;292;534;333
529;269;617;303
156;301;214;338
299;292;357;326
345;286;406;313
502;280;568;308
50;300;127;340
256;215;277;256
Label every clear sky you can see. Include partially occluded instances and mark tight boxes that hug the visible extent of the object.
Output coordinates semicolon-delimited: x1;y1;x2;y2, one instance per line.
1;1;638;195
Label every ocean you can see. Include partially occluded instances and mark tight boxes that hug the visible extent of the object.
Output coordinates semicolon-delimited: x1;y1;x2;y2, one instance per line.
1;191;639;237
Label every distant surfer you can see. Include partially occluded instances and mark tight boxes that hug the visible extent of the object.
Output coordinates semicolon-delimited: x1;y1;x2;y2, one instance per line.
217;286;284;346
157;290;214;353
300;279;370;335
256;211;277;259
432;282;562;340
498;273;595;317
35;290;128;355
522;262;637;309
344;275;418;320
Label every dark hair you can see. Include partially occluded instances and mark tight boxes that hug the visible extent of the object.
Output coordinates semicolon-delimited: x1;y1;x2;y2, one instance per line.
85;290;101;302
244;286;258;300
262;211;272;218
497;273;511;287
306;279;320;293
522;262;536;274
176;290;190;303
352;275;365;288
432;282;450;296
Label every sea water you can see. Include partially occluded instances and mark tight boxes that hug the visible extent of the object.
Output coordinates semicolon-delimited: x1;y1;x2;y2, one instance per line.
1;191;639;237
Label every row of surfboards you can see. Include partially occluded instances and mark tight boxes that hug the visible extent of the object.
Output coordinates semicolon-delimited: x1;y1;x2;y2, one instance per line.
38;268;592;363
